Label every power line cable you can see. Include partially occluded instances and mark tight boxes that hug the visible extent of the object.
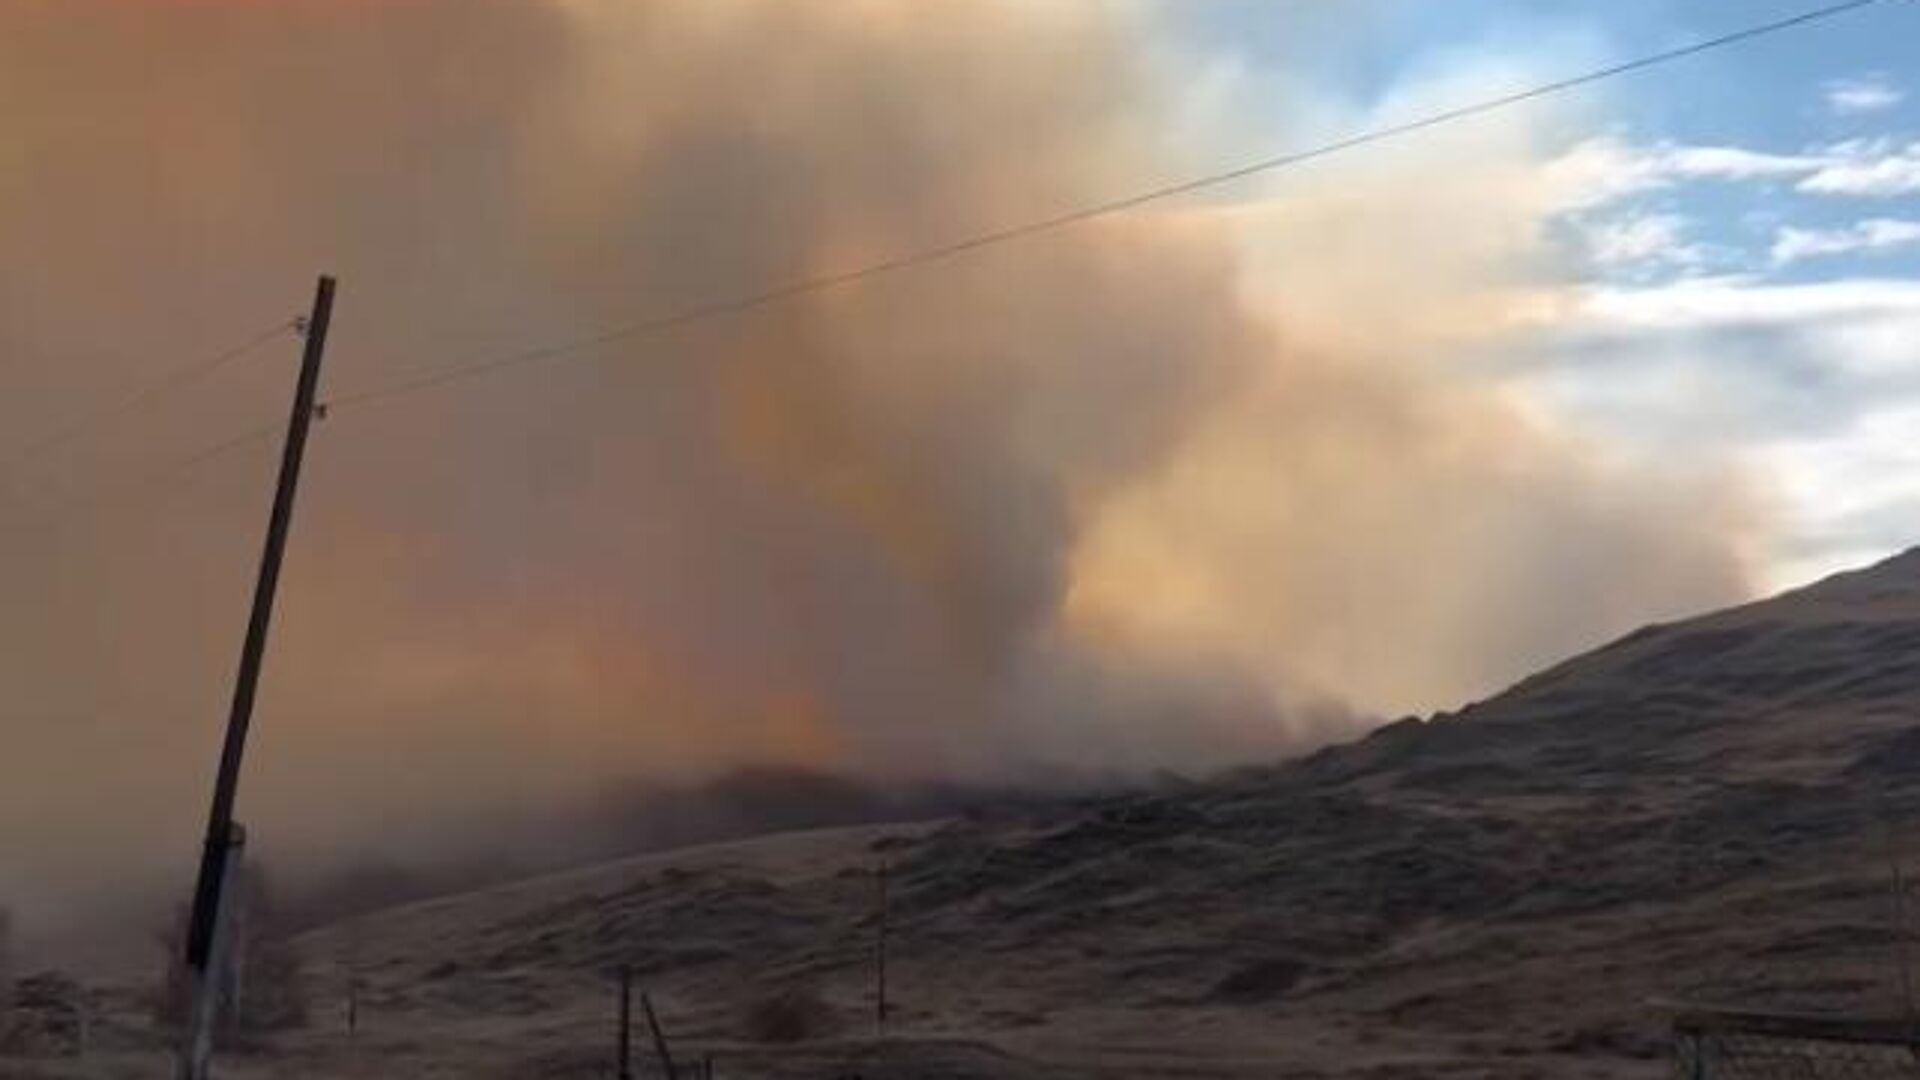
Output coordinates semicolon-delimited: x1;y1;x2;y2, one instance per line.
1;317;299;483
320;0;1893;415
6;0;1897;528
1;421;282;539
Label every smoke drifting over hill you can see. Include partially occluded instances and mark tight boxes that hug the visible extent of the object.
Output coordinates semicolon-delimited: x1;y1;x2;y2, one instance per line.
0;0;1761;938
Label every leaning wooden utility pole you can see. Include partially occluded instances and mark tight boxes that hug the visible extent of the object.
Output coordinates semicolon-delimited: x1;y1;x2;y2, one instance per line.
179;825;246;1076
176;275;336;1080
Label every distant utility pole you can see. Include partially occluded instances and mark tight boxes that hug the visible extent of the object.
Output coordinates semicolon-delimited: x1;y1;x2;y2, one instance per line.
1883;815;1917;1042
875;857;889;1036
176;275;336;1080
345;939;359;1039
642;992;680;1080
617;966;633;1080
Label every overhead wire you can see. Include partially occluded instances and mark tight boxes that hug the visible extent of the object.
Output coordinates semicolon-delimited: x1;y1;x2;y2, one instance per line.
1;423;283;539
1;317;299;483
316;0;1895;416
3;0;1900;529
0;315;301;533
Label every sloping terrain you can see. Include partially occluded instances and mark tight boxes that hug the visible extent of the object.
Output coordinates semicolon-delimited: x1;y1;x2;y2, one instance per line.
19;549;1920;1078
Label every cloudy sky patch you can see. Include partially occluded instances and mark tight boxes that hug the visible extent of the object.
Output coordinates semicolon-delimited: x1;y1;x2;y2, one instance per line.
1774;218;1920;265
1169;0;1920;591
1826;73;1905;116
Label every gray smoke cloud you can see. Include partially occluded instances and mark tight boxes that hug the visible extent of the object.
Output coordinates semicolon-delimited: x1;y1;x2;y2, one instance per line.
0;0;1763;942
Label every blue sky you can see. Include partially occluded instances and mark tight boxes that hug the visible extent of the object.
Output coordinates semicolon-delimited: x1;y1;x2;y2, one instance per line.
1161;0;1920;589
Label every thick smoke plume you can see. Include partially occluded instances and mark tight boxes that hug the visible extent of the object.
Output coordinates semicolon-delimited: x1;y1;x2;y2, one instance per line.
0;0;1762;941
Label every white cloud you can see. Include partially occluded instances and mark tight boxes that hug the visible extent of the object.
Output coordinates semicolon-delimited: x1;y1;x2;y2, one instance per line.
1772;218;1920;265
1510;276;1920;592
1799;139;1920;196
1825;75;1905;116
1548;135;1920;208
1666;145;1825;180
1580;211;1705;270
1573;275;1920;330
1544;135;1816;210
1763;402;1920;589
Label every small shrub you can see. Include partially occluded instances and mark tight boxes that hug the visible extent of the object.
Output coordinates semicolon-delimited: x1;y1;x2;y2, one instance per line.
1211;957;1310;1003
740;986;839;1044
